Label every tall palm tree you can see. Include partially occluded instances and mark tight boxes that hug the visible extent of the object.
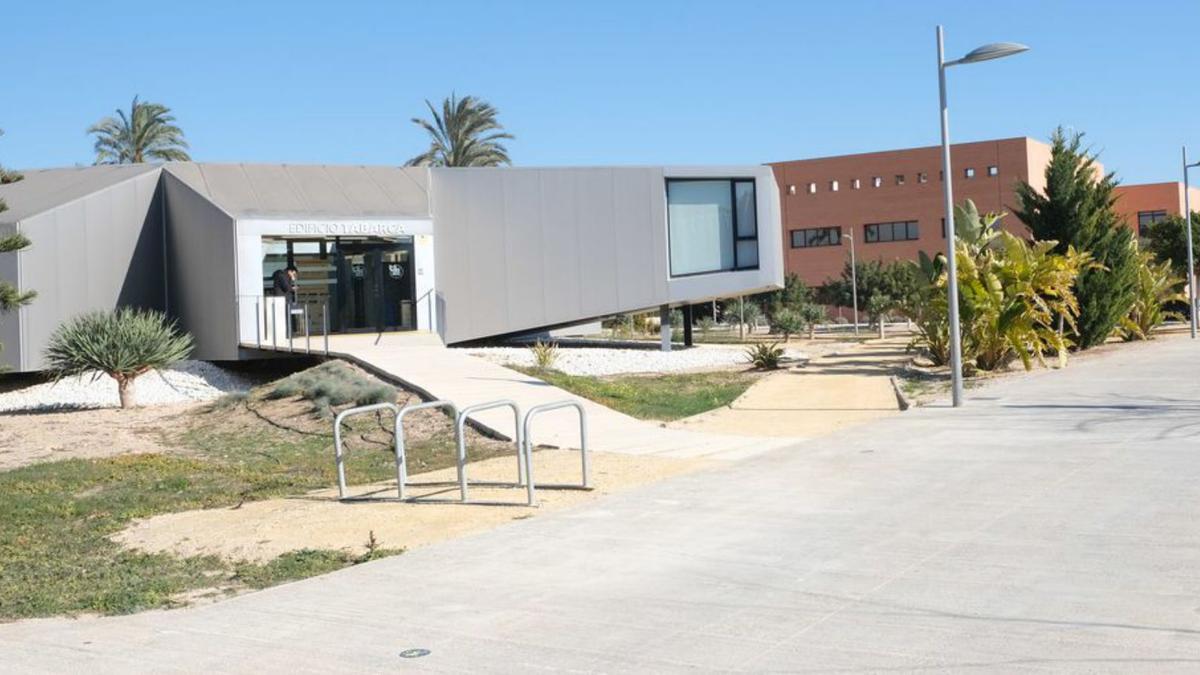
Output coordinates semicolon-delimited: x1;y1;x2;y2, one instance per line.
87;97;191;164
405;94;513;167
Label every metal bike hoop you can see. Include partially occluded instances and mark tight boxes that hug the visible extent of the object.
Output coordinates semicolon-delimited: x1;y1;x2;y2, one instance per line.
394;400;459;500
333;402;400;500
455;400;524;503
521;400;590;507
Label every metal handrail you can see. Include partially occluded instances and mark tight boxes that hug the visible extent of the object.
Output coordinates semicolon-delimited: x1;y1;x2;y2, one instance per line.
521;400;590;507
394;400;458;500
455;399;524;503
333;402;400;500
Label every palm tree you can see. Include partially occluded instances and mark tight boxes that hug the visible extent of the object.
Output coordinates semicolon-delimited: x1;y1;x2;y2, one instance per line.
405;94;513;167
87;97;191;164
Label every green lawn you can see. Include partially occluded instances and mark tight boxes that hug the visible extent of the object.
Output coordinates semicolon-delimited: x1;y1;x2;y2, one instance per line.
517;368;760;421
0;367;508;621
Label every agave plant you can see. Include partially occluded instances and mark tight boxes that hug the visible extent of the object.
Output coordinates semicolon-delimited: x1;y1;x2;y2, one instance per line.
745;342;784;370
43;308;194;408
1119;246;1186;341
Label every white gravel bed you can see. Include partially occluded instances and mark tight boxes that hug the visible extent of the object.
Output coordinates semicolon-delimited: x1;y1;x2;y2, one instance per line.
0;361;254;412
466;344;812;376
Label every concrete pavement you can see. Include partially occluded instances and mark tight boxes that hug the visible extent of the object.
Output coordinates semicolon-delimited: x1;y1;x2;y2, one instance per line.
5;337;1200;672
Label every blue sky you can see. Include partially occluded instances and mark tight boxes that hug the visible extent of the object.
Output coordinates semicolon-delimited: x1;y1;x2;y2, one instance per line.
3;0;1197;184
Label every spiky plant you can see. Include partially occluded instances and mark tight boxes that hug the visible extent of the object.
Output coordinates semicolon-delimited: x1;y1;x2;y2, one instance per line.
745;342;784;370
529;339;559;371
43;308;194;408
87;97;191;164
1119;245;1186;341
405;94;513;167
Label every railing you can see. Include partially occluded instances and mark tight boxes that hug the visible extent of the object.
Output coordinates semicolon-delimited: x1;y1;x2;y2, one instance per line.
236;294;330;356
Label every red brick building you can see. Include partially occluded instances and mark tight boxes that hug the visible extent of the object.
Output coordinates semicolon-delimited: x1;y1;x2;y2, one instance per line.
769;137;1195;287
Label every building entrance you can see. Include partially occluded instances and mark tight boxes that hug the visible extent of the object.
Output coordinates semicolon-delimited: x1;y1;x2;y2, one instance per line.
262;236;417;333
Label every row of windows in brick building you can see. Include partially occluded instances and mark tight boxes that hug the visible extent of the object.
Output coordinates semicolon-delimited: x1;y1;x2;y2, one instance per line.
787;165;1000;195
793;211;1168;250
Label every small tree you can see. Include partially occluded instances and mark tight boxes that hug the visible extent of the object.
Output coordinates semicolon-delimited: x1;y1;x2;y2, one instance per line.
1144;213;1200;279
1120;245;1186;341
0;129;33;367
770;308;805;342
1014;127;1137;349
43;308;194;408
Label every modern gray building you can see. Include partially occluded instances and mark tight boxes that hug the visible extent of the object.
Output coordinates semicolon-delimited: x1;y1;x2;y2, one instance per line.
0;163;784;372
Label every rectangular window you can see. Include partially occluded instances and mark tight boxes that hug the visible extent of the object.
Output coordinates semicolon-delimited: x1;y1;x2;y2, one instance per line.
667;178;759;276
987;165;999;177
790;226;842;249
864;221;919;244
830;180;839;192
895;174;906;186
851;178;861;190
918;172;928;183
1137;210;1168;236
964;168;976;178
872;176;882;188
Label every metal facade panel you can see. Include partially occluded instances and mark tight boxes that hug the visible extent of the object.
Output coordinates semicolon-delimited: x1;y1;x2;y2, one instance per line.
501;171;546;330
0;164;160;225
162;172;238;361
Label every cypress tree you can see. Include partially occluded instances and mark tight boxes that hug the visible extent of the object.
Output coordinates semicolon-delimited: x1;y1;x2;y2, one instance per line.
1014;127;1137;349
0;129;34;367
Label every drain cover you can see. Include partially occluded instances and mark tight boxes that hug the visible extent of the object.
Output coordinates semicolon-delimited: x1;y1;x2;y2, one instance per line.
399;649;431;659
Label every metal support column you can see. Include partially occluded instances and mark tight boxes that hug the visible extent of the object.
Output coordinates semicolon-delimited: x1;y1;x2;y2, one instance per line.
659;304;672;352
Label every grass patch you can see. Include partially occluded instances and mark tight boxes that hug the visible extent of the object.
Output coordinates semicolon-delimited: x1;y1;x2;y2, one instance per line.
0;362;510;621
517;368;759;421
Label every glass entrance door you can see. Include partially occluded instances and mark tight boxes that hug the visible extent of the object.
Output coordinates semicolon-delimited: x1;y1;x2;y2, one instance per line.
261;236;417;335
331;239;416;333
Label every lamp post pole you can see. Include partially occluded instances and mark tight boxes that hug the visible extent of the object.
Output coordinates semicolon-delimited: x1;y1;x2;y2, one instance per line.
1183;147;1198;339
934;26;1028;407
846;232;859;336
937;25;964;407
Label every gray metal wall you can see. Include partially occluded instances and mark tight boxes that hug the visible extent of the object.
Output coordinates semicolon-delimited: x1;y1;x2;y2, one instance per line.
430;166;782;344
4;169;166;371
162;171;239;361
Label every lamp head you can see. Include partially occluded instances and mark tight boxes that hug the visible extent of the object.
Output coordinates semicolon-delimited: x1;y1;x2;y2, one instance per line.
951;42;1030;66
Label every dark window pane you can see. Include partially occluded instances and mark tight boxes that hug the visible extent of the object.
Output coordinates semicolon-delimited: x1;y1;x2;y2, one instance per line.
907;221;919;240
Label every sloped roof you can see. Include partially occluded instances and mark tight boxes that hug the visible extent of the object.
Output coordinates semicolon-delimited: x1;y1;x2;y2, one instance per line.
0;164;161;224
162;163;431;219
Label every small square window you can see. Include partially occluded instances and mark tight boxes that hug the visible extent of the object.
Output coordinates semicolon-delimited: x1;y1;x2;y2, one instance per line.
895;174;905;186
872;176;882;188
965;168;976;178
918;172;928;183
787;184;796;195
830;180;839;192
807;182;817;194
852;178;861;190
987;165;999;177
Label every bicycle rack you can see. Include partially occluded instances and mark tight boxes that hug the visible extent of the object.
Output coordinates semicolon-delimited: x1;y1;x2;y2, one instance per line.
521;400;590;507
394;400;458;500
455;399;524;503
333;402;401;500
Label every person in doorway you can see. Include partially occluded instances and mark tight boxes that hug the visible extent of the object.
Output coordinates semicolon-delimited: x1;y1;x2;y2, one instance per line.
271;265;298;303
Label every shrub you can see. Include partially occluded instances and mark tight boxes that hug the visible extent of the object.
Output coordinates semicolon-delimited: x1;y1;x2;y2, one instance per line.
43;308;194;408
745;342;784;370
529;339;559;370
697;316;716;337
769;308;805;342
268;361;395;417
1120;246;1186;341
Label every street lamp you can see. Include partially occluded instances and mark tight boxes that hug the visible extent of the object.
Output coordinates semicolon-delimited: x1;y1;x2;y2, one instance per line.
937;26;1029;407
1181;147;1198;339
845;231;859;335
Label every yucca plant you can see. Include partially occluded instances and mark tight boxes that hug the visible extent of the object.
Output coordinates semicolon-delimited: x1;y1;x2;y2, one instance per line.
529;339;559;371
1119;246;1186;341
43;308;194;408
745;342;784;370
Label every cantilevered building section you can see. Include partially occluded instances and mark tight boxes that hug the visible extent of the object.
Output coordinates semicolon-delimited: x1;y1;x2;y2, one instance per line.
0;163;783;372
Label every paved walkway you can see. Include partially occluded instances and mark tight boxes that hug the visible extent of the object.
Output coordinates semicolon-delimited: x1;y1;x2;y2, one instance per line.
246;333;794;460
8;337;1200;672
673;337;908;437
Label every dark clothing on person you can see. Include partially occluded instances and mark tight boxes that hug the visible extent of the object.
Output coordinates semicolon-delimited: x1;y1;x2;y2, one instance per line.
271;269;295;302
